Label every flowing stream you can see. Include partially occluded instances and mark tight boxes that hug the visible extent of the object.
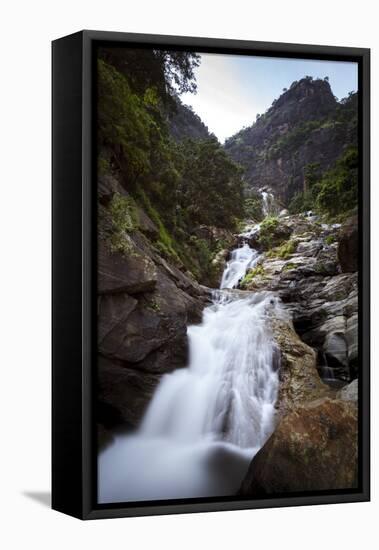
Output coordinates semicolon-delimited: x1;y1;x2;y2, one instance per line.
99;241;283;503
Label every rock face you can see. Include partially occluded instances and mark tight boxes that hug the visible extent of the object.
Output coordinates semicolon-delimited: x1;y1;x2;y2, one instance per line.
271;319;331;417
97;174;209;438
240;398;358;495
225;79;357;204
338;215;359;273
337;379;358;402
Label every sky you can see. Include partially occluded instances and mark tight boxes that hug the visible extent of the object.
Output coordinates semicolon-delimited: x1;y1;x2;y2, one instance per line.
181;53;358;143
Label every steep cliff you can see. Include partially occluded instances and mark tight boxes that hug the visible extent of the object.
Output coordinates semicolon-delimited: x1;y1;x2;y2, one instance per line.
97;172;210;442
224;78;358;206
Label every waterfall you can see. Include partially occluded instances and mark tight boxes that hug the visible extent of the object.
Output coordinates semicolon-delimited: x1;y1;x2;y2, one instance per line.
99;241;283;503
261;190;274;217
220;243;259;289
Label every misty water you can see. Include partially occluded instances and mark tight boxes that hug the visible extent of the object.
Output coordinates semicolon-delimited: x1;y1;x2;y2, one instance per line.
99;242;283;503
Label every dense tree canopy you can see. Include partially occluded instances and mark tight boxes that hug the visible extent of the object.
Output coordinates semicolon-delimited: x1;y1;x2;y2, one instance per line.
97;50;244;283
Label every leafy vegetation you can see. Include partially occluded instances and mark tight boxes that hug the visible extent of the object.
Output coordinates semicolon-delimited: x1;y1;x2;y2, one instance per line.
267;239;298;260
244;192;264;221
282;262;297;272
239;264;265;288
257;216;292;250
258;217;279;248
289;148;358;220
108;193;139;254
316;148;358;218
325;234;336;245
268;120;323;159
97;52;244;284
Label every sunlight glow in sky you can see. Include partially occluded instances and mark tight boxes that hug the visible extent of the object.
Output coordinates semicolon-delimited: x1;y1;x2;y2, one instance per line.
181;54;358;143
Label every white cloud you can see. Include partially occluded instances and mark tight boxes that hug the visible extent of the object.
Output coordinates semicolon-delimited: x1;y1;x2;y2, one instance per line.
180;53;358;144
181;54;268;143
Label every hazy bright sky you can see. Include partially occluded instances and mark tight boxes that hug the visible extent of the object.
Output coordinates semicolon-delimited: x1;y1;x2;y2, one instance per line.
181;54;358;143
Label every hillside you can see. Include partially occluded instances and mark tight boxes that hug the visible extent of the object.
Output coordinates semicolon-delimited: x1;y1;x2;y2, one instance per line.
224;77;358;209
168;98;211;141
96;51;359;500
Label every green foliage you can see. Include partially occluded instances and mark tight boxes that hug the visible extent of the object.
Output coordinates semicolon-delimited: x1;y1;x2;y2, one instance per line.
288;190;315;214
176;138;244;230
316;148;358;218
288;148;358;220
99;47;200;106
288;162;322;213
267;239;298;259
188;236;213;279
239;264;265;289
110;193;139;232
97;52;244;284
108;193;140;254
258;216;280;249
282;262;297;272
244;193;263;221
135;189;180;262
97;59;155;184
268;120;323;159
325;234;336;245
98;151;111;176
148;299;161;312
304;163;321;189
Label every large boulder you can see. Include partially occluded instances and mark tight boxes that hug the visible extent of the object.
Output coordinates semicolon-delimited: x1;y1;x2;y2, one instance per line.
97;231;209;437
240;398;358;495
98;238;158;295
98;355;161;429
337;216;358;273
337;379;358;402
271;318;330;417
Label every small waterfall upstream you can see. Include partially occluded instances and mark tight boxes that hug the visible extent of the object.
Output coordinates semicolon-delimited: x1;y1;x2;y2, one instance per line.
220;243;259;289
99;241;283;503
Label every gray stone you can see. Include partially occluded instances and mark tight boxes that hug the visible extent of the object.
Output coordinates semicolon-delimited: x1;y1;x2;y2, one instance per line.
239;398;358;495
337;379;358;402
98;239;158;295
338;216;358;273
323;332;348;367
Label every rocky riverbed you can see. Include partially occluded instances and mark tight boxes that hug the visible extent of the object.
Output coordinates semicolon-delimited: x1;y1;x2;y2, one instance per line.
233;213;359;494
97;174;359;494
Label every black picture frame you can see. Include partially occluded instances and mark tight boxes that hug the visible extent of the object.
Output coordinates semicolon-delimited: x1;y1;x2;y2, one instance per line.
52;30;370;520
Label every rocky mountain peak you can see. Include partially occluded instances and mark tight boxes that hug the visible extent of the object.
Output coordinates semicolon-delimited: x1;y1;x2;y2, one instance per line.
224;77;357;205
272;77;337;122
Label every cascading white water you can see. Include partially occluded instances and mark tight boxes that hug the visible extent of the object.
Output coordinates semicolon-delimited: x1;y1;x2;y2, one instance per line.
261;191;271;216
220;243;259;289
99;242;283;503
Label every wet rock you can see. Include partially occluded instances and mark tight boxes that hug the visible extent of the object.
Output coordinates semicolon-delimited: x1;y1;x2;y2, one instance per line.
240;398;358;495
296;240;323;257
323;332;348;368
346;313;358;377
210;248;230;288
337;379;358;402
97;226;209;430
98;293;138;354
338;216;358;272
271;319;330;417
98;356;161;429
241;215;358;384
98;239;158;295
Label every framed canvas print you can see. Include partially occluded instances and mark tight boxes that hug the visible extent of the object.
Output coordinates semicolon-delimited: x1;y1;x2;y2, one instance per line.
52;30;370;519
